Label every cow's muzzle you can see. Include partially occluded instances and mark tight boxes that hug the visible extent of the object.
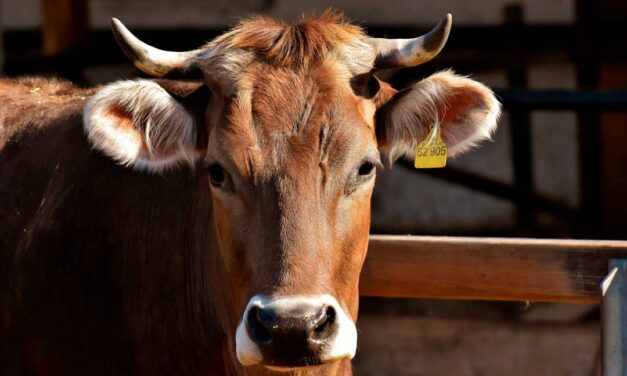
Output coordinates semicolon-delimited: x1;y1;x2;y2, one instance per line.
235;295;357;369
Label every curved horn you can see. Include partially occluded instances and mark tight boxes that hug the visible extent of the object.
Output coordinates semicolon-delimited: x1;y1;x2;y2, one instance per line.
370;14;452;70
111;18;203;77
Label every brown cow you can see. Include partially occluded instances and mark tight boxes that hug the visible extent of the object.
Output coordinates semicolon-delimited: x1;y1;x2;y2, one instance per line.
0;11;500;376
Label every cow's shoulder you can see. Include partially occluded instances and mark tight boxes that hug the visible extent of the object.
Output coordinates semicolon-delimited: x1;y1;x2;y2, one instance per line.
0;77;93;149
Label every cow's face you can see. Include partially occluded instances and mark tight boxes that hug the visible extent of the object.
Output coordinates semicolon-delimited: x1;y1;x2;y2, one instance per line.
84;12;500;372
207;64;377;368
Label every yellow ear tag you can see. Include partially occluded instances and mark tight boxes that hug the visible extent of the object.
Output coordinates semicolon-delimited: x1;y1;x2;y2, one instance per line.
414;123;447;169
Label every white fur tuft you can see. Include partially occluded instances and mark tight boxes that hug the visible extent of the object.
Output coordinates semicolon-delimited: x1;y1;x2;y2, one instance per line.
83;80;198;172
235;295;357;368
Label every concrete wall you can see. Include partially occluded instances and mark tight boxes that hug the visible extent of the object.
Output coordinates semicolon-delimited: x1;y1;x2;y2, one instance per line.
354;315;600;376
4;0;575;29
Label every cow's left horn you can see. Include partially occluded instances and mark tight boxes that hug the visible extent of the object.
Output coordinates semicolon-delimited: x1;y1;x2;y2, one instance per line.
111;18;203;77
369;14;452;70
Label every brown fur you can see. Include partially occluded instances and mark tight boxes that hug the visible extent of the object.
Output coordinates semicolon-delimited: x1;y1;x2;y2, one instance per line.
0;77;94;148
205;58;376;375
0;72;373;375
1;12;499;376
214;10;365;69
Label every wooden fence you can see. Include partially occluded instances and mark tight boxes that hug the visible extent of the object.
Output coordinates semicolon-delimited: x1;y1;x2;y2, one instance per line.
361;235;627;375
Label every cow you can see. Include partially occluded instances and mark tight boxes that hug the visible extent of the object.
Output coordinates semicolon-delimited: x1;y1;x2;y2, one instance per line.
0;11;500;376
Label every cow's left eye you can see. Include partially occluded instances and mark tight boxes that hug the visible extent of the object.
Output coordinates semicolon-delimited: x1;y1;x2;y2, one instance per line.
349;158;377;189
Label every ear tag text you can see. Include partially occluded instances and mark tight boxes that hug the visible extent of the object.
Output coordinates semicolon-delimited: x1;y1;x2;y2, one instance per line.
414;123;447;169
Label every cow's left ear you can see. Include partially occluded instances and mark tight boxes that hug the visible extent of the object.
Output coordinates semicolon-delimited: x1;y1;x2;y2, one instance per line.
83;79;207;172
375;70;501;162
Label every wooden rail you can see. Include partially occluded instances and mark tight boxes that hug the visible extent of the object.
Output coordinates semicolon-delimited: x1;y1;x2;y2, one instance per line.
361;235;627;303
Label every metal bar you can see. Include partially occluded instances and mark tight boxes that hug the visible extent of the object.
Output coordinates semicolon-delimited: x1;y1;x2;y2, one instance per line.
504;4;535;235
575;0;604;238
399;162;577;220
601;259;627;376
361;235;627;303
509;106;534;233
577;110;603;237
496;90;627;112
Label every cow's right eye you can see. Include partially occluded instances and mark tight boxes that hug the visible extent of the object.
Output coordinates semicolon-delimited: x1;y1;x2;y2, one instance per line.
207;163;226;187
358;161;375;176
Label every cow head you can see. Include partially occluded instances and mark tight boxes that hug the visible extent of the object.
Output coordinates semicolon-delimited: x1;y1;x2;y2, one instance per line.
83;12;499;373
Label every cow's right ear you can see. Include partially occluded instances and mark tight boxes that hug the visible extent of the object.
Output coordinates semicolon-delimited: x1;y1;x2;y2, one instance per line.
83;80;207;172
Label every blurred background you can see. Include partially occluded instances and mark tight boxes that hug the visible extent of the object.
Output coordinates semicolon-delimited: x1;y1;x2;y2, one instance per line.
2;0;626;375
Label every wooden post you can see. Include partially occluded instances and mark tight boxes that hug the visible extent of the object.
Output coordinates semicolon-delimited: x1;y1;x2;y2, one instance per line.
577;0;627;239
0;8;4;76
0;3;3;74
601;259;627;376
598;64;627;239
42;0;88;56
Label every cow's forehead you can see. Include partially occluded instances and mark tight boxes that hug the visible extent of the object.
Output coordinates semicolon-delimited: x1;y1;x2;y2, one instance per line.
244;64;347;133
211;62;376;177
197;11;375;95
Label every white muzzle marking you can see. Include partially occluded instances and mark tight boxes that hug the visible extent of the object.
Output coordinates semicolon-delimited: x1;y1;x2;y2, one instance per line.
235;295;357;367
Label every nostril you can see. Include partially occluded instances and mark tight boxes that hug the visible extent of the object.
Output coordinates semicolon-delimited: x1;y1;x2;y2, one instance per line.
313;305;336;334
247;306;272;344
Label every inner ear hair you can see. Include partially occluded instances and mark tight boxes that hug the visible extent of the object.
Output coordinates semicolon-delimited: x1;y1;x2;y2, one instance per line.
350;73;380;99
153;79;205;101
375;70;501;162
153;79;211;150
83;79;200;172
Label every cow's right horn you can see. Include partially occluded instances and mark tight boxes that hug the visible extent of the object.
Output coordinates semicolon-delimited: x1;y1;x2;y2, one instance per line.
111;18;204;77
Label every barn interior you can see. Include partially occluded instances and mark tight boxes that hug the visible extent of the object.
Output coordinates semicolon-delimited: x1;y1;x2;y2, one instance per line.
2;0;626;375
